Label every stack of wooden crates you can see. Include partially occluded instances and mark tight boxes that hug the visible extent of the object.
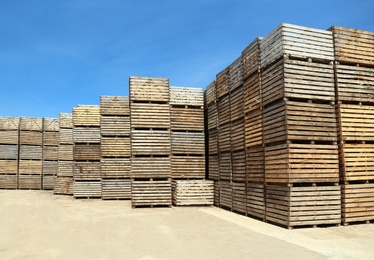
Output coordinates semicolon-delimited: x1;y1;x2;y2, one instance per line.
330;26;374;225
42;118;59;190
100;96;131;200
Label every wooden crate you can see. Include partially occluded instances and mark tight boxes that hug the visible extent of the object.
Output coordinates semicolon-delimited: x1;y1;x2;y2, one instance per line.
263;100;337;145
246;146;265;183
242;37;261;79
208;128;218;155
0;130;19;145
230;85;244;122
261;23;334;68
172;180;213;206
219;181;232;209
232;150;246;182
59;113;73;129
73;127;100;143
42;175;55;190
58;144;73;161
0;116;19;130
245;107;263;148
73;161;101;181
219;152;232;181
131;130;170;155
0;174;17;189
244;72;261;113
100;96;130;116
340;143;374;182
57;161;73;177
170;106;204;131
216;66;230;99
208;155;219;181
100;116;130;136
100;137;131;157
329;26;374;66
20;145;42;160
229;57;243;91
74;181;101;198
342;183;374;224
218;122;231;152
19;117;43;131
131;178;172;207
101;178;131;200
205;80;216;105
101;157;131;178
265;143;339;184
262;58;335;106
130;102;170;129
129;76;169;102
54;176;73;195
73;105;100;127
335;65;374;103
265;185;341;228
43;160;58;175
337;104;374;142
247;183;265;219
43;146;59;161
170;86;204;107
0;160;18;174
18;175;41;190
131;156;170;178
207;103;218;130
43;118;59;132
231;118;245;152
171;155;205;179
43;131;59;146
73;144;101;161
0;145;18;160
218;95;230;125
214;181;220;206
19;131;43;145
232;182;246;214
59;128;73;144
171;131;205;155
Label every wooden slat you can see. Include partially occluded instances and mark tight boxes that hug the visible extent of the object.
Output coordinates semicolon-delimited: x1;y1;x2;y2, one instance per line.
59;113;73;129
19;145;42;160
342;183;374;223
57;161;73;177
172;180;213;206
245;107;263;148
72;105;100;127
43;161;58;175
243;72;261;113
131;157;170;178
43;131;59;146
242;37;261;79
129;76;169;102
232;182;246;214
247;183;265;219
101;137;131;157
170;106;204;131
205;81;216;105
74;181;101;198
100;116;130;136
228;57;243;91
231;118;245;152
0;160;18;174
58;144;73;161
219;152;232;181
171;131;205;155
19;117;43;131
43;118;59;132
54;176;73;195
0;130;18;145
100;96;130;116
0;145;18;160
246;146;265;182
130;102;170;129
0;174;17;189
18;175;41;190
73;161;101;180
216;67;230;99
101;178;131;200
131;130;170;155
19;131;43;145
171;155;205;179
170;86;204;106
131;178;172;207
208;155;219;181
100;158;131;178
43;146;59;160
73;144;101;161
73;127;100;143
232;150;246;182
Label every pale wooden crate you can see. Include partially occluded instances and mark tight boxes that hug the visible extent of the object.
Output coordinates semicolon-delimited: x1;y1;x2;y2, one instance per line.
100;96;130;116
246;146;265;183
242;37;262;79
100;116;130;136
342;183;374;224
218;122;231;152
265;143;339;184
216;66;230;99
219;152;232;181
337;104;374;142
43;118;59;132
130;102;170;129
232;150;246;183
228;57;243;91
232;182;246;214
243;72;262;113
73;127;100;143
0;117;19;130
129;76;169;102
171;131;205;155
42;175;55;190
231;118;245;152
205;80;216;106
247;183;265;219
131;130;170;155
340;143;374;182
131;156;171;178
230;85;244;122
262;58;335;106
329;26;374;66
74;181;101;198
0;160;18;174
101;178;131;200
58;144;73;161
0;130;19;145
59;128;73;144
43;146;59;161
219;181;232;210
170;86;204;107
261;23;334;68
73;161;101;181
265;185;341;228
101;136;131;157
245;107;263;148
263;99;337;145
172;179;213;206
170;106;204;131
207;103;218;130
18;175;42;190
43;160;58;175
131;178;172;207
57;161;73;177
0;174;17;189
208;128;218;155
43;131;59;146
54;176;73;195
335;65;374;103
19;117;43;131
19;160;42;175
101;157;131;178
73;144;101;161
0;145;18;160
218;94;230;126
19;131;43;145
171;155;205;179
59;113;73;129
19;145;42;160
72;105;100;127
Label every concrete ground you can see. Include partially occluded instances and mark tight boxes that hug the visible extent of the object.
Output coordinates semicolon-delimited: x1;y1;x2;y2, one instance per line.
0;190;373;259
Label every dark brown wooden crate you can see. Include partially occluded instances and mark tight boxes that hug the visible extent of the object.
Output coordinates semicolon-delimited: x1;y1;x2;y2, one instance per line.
218;95;230;126
219;152;232;181
247;183;265;219
245;107;263;148
230;85;244;122
129;76;169;102
246;146;265;183
208;155;219;181
242;37;261;79
232;182;246;214
219;181;232;209
43;131;59;146
231;118;245;152
243;72;261;113
208;128;218;155
100;96;130;116
232;150;246;182
218;122;231;152
207;103;218;130
171;155;205;179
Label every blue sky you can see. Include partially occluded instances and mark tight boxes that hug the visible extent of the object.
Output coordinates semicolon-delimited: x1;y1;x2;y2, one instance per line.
1;0;373;118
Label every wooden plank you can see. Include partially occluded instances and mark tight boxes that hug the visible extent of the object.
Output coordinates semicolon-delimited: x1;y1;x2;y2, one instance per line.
19;145;42;160
245;107;263;148
171;131;205;155
73;144;101;161
101;178;131;200
242;37;261;79
247;183;265;219
219;181;232;209
216;66;230;99
232;150;246;182
0;130;19;145
54;176;74;195
170;86;204;107
59;128;73;144
208;128;218;155
131;178;172;207
100;116;130;136
73;181;101;198
218;95;230;125
207;103;218;130
230;85;244;122
72;105;100;127
59;113;73;129
101;157;131;178
43;118;59;132
43;131;59;146
0;160;18;174
43;146;59;161
57;161;73;177
131;156;171;178
73;161;101;180
73;127;100;143
232;182;246;214
219;152;232;181
0;145;18;160
246;146;265;182
100;96;130;116
0;117;20;131
129;76;169;102
208;155;219;181
243;72;261;113
18;175;41;190
218;122;231;152
0;174;17;189
171;155;205;179
131;130;170;155
42;174;55;190
214;181;220;206
205;80;216;105
130;102;170;129
172;179;213;206
19;117;43;131
19;131;43;145
101;137;131;157
58;144;73;161
229;56;243;91
170;106;204;131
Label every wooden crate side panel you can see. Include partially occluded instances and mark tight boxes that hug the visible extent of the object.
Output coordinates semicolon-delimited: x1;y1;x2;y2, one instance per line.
171;132;205;155
100;96;130;115
244;72;261;112
216;67;230;99
219;181;232;209
232;150;246;182
129;76;169;102
131;130;171;155
171;155;205;179
232;182;247;214
245;107;263;148
101;137;131;157
208;155;219;181
74;181;102;198
0;130;19;145
342;183;374;223
100;116;130;136
43;146;59;161
170;107;204;131
265;144;289;183
18;175;41;190
43;161;58;175
0;160;18;174
19;117;43;131
43;118;59;132
101;158;131;178
0;174;17;189
59;113;73;129
219;152;232;181
247;146;265;182
19;160;42;174
59;128;73;144
54;176;74;195
230;85;244;122
19;131;43;145
207;104;218;130
170;86;204;106
73;144;101;161
231;118;245;152
130;102;170;129
247;183;265;219
72;106;101;127
218;95;230;126
218;123;231;152
101;179;131;199
263;100;286;145
172;180;213;206
0;117;20;130
229;57;243;91
73;127;101;143
242;37;261;79
20;145;42;160
74;162;101;180
57;161;73;177
131;179;172;206
131;157;171;178
58;144;73;161
43;131;59;146
205;81;216;105
261;58;284;106
0;145;18;160
208;128;218;155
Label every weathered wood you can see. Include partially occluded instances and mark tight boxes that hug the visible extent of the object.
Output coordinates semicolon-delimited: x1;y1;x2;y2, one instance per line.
19;117;43;131
229;57;243;91
100;96;130;116
131;156;171;178
19;131;43;145
59;128;73;144
245;107;263;148
171;131;205;155
74;161;101;180
0;130;19;145
230;85;244;122
170;86;204;107
43;118;59;132
54;176;74;195
0;160;18;174
131;178;172;207
218;122;231;152
130;102;170;129
18;175;41;190
208;155;219;181
246;146;265;183
214;181;220;206
219;152;232;181
242;37;262;79
218;95;230;125
42;175;55;190
205;80;216;105
74;181;101;198
219;181;232;209
208;128;218;155
43;131;59;146
43;160;58;175
43;146;59;161
57;161;73;177
232;150;246;182
172;179;214;206
231;118;245;152
73;127;101;143
244;72;262;113
59;113;73;129
216;66;230;99
0;117;19;130
247;183;265;219
170;106;204;131
101;157;131;178
0;174;17;189
232;182;246;214
19;145;42;160
0;145;18;160
73;105;100;127
73;144;101;161
129;76;169;102
131;130;170;155
101;178;131;200
207;103;218;130
58;144;73;161
19;160;42;175
100;116;130;136
171;155;205;179
101;137;131;157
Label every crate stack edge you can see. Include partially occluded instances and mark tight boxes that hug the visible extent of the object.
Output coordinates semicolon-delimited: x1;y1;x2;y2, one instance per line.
42;118;59;190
